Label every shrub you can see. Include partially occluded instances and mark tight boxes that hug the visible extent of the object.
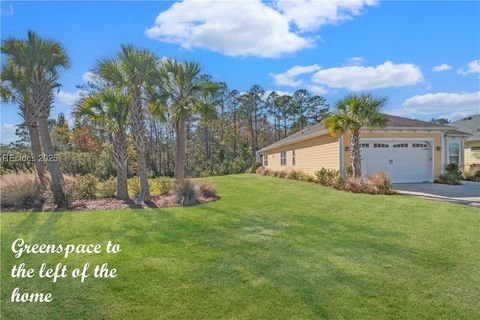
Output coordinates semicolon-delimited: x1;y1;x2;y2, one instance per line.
98;177;117;197
198;181;218;197
342;178;370;193
463;164;480;182
297;172;315;183
315;168;340;186
255;166;265;174
367;172;392;194
277;171;287;178
76;174;98;199
173;179;200;206
0;170;42;206
128;178;141;196
436;163;462;185
436;173;462;185
152;176;174;195
285;169;301;180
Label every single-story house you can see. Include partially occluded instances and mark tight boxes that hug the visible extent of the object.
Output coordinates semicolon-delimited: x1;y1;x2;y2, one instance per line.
258;114;470;183
451;114;480;167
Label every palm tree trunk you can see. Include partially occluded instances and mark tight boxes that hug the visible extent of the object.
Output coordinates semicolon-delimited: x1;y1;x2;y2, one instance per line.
27;123;46;184
174;116;186;180
112;131;129;200
37;116;67;206
129;92;150;201
351;129;362;179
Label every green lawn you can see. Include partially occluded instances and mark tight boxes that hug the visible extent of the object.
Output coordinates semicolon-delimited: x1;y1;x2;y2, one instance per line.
1;174;479;319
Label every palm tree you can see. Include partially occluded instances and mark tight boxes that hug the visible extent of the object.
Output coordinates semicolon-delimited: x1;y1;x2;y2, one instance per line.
2;31;70;206
74;88;130;200
97;44;158;201
325;93;387;178
1;63;46;184
157;58;217;180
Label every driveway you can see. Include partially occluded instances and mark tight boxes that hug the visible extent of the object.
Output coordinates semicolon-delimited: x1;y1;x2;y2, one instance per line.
393;181;480;207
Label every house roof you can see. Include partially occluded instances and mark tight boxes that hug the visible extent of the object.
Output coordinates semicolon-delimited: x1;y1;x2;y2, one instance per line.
259;114;456;152
451;114;480;141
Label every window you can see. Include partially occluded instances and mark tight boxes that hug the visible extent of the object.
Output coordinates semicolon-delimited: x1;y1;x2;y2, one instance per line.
280;150;287;166
373;143;389;148
412;143;428;148
471;146;480;151
361;143;369;148
448;142;460;164
393;143;408;148
292;149;296;166
263;154;268;166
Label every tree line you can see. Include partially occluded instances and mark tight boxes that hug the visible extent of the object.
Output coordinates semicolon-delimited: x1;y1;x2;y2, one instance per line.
1;31;330;206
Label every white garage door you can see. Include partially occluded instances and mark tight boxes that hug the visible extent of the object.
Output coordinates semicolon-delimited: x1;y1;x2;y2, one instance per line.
360;140;433;183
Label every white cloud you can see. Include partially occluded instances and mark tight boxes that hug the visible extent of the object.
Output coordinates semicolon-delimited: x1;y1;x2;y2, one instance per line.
82;71;94;83
307;85;328;95
311;61;423;91
263;90;292;99
145;0;375;57
271;64;321;87
458;59;480;75
346;56;365;66
276;0;377;31
432;64;452;72
55;90;82;106
145;0;311;57
397;91;480;120
1;123;16;134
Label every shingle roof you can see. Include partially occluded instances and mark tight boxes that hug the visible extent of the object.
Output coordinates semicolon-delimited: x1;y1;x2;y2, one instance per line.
259;114;453;152
451;114;480;141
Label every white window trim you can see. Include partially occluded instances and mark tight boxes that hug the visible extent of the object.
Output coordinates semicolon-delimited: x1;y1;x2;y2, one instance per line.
447;139;461;165
280;150;287;166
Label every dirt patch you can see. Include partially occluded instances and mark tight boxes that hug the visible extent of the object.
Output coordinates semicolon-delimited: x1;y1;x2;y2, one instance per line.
1;195;220;212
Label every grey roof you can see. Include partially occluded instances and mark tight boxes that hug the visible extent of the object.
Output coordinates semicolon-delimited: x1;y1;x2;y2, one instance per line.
451;114;480;141
260;114;454;152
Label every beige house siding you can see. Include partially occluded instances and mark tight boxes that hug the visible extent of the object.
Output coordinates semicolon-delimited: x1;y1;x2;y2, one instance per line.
343;131;443;177
263;134;339;174
464;140;480;166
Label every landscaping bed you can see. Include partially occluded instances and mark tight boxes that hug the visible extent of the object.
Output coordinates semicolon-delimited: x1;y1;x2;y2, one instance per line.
1;194;219;212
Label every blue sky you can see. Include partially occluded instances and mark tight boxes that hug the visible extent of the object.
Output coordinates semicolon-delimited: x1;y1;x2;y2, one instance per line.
1;0;479;143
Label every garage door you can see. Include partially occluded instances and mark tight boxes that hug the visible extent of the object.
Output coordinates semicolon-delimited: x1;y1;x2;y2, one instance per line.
360;140;433;183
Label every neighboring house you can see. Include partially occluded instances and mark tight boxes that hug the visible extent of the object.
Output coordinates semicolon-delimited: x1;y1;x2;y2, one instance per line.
451;114;480;167
258;114;470;183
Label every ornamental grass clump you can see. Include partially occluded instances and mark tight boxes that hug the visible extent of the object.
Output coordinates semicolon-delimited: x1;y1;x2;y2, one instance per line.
198;181;218;198
174;179;200;206
0;170;43;206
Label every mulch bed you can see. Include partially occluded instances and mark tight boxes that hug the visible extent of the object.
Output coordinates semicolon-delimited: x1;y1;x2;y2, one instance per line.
1;195;220;212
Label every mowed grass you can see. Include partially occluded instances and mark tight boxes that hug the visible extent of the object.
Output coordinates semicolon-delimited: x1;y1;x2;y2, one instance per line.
1;174;479;320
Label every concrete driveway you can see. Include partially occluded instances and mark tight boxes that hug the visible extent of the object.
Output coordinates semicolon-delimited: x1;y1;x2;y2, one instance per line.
393;181;480;207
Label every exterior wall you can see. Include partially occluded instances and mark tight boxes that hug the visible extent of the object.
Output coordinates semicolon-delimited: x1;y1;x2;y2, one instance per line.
263;134;339;174
343;131;443;178
464;140;480;166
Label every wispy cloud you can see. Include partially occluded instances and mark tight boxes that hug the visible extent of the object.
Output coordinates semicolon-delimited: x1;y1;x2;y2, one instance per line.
458;59;480;76
432;64;452;72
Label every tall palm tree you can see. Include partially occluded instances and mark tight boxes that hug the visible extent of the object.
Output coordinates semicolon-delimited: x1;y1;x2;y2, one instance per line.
2;31;70;206
158;58;217;180
325;93;387;178
74;88;130;200
97;44;158;201
1;63;46;184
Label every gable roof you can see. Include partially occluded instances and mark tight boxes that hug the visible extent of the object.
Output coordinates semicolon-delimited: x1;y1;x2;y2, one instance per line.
451;114;480;141
259;114;453;152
